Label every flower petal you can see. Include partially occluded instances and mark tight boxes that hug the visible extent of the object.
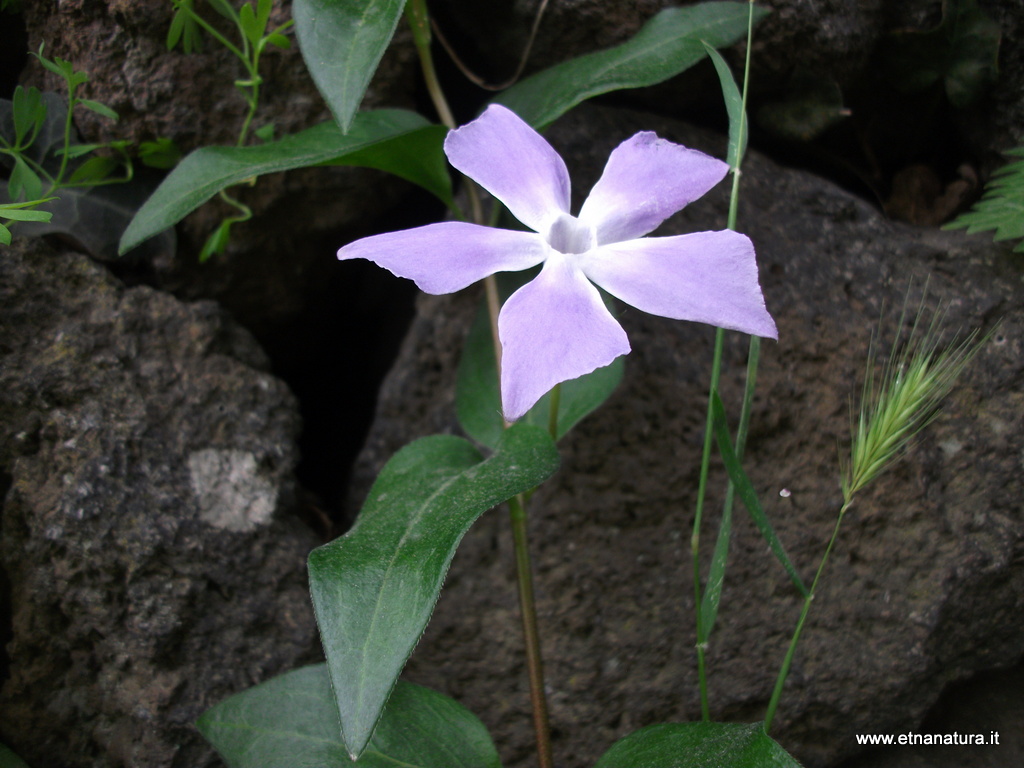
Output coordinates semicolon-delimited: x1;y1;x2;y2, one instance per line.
444;104;570;233
578;132;729;244
498;253;629;421
337;222;546;294
578;231;778;339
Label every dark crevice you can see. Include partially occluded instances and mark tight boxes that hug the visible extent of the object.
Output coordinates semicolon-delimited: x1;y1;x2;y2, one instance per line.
0;8;27;100
254;185;441;524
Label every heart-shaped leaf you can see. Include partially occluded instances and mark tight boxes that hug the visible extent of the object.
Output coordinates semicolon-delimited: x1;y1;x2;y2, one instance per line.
309;423;559;759
293;0;406;132
595;722;801;768
198;664;502;768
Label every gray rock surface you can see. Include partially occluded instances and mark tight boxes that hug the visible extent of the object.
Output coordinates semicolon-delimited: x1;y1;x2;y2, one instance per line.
0;239;320;768
348;104;1024;768
19;0;423;337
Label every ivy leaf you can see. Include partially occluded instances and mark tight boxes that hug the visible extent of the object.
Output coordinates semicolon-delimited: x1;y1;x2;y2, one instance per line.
293;0;406;132
309;424;559;759
595;722;801;768
496;2;768;129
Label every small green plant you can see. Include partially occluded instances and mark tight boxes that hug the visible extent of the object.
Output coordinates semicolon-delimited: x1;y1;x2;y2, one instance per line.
764;303;984;730
947;146;1024;252
166;0;294;259
0;45;129;244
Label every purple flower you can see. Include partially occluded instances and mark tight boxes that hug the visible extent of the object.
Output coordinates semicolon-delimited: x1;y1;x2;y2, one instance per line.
338;104;776;421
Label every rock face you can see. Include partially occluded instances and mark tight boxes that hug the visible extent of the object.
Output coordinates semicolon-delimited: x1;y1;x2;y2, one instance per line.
0;239;320;768
18;0;425;338
348;104;1024;768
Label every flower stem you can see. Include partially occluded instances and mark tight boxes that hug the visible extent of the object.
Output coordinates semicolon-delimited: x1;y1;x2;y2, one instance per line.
406;0;456;130
763;500;850;732
407;3;554;764
508;493;555;768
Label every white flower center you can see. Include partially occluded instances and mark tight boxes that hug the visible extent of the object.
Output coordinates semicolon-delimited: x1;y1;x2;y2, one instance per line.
545;213;596;255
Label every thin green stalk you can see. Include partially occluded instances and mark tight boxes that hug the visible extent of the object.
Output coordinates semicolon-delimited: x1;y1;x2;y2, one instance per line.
172;0;247;61
407;3;554;765
406;0;456;130
692;0;760;718
716;336;760;555
214;187;253;236
508;494;555;768
764;500;850;732
55;76;77;186
691;327;725;721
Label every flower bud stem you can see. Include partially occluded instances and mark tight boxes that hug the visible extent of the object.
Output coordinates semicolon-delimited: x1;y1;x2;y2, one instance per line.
408;4;555;765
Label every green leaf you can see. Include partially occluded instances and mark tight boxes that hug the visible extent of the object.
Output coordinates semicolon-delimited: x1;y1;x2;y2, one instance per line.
264;32;291;49
167;7;186;50
0;224;10;245
138;137;183;169
78;99;119;121
9;156;43;202
56;143;104;159
199;219;233;262
253;123;275;142
711;392;808;597
496;2;768;128
118;110;451;254
293;0;406;132
12;85;44;146
309;424;559;759
207;0;238;22
594;722;801;768
0;206;54;223
256;0;273;37
699;483;733;640
239;3;259;46
701;42;746;169
198;664;501;768
67;155;119;184
0;742;31;768
167;1;204;53
946;147;1024;251
456;271;624;449
1;92;67;165
32;44;67;80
